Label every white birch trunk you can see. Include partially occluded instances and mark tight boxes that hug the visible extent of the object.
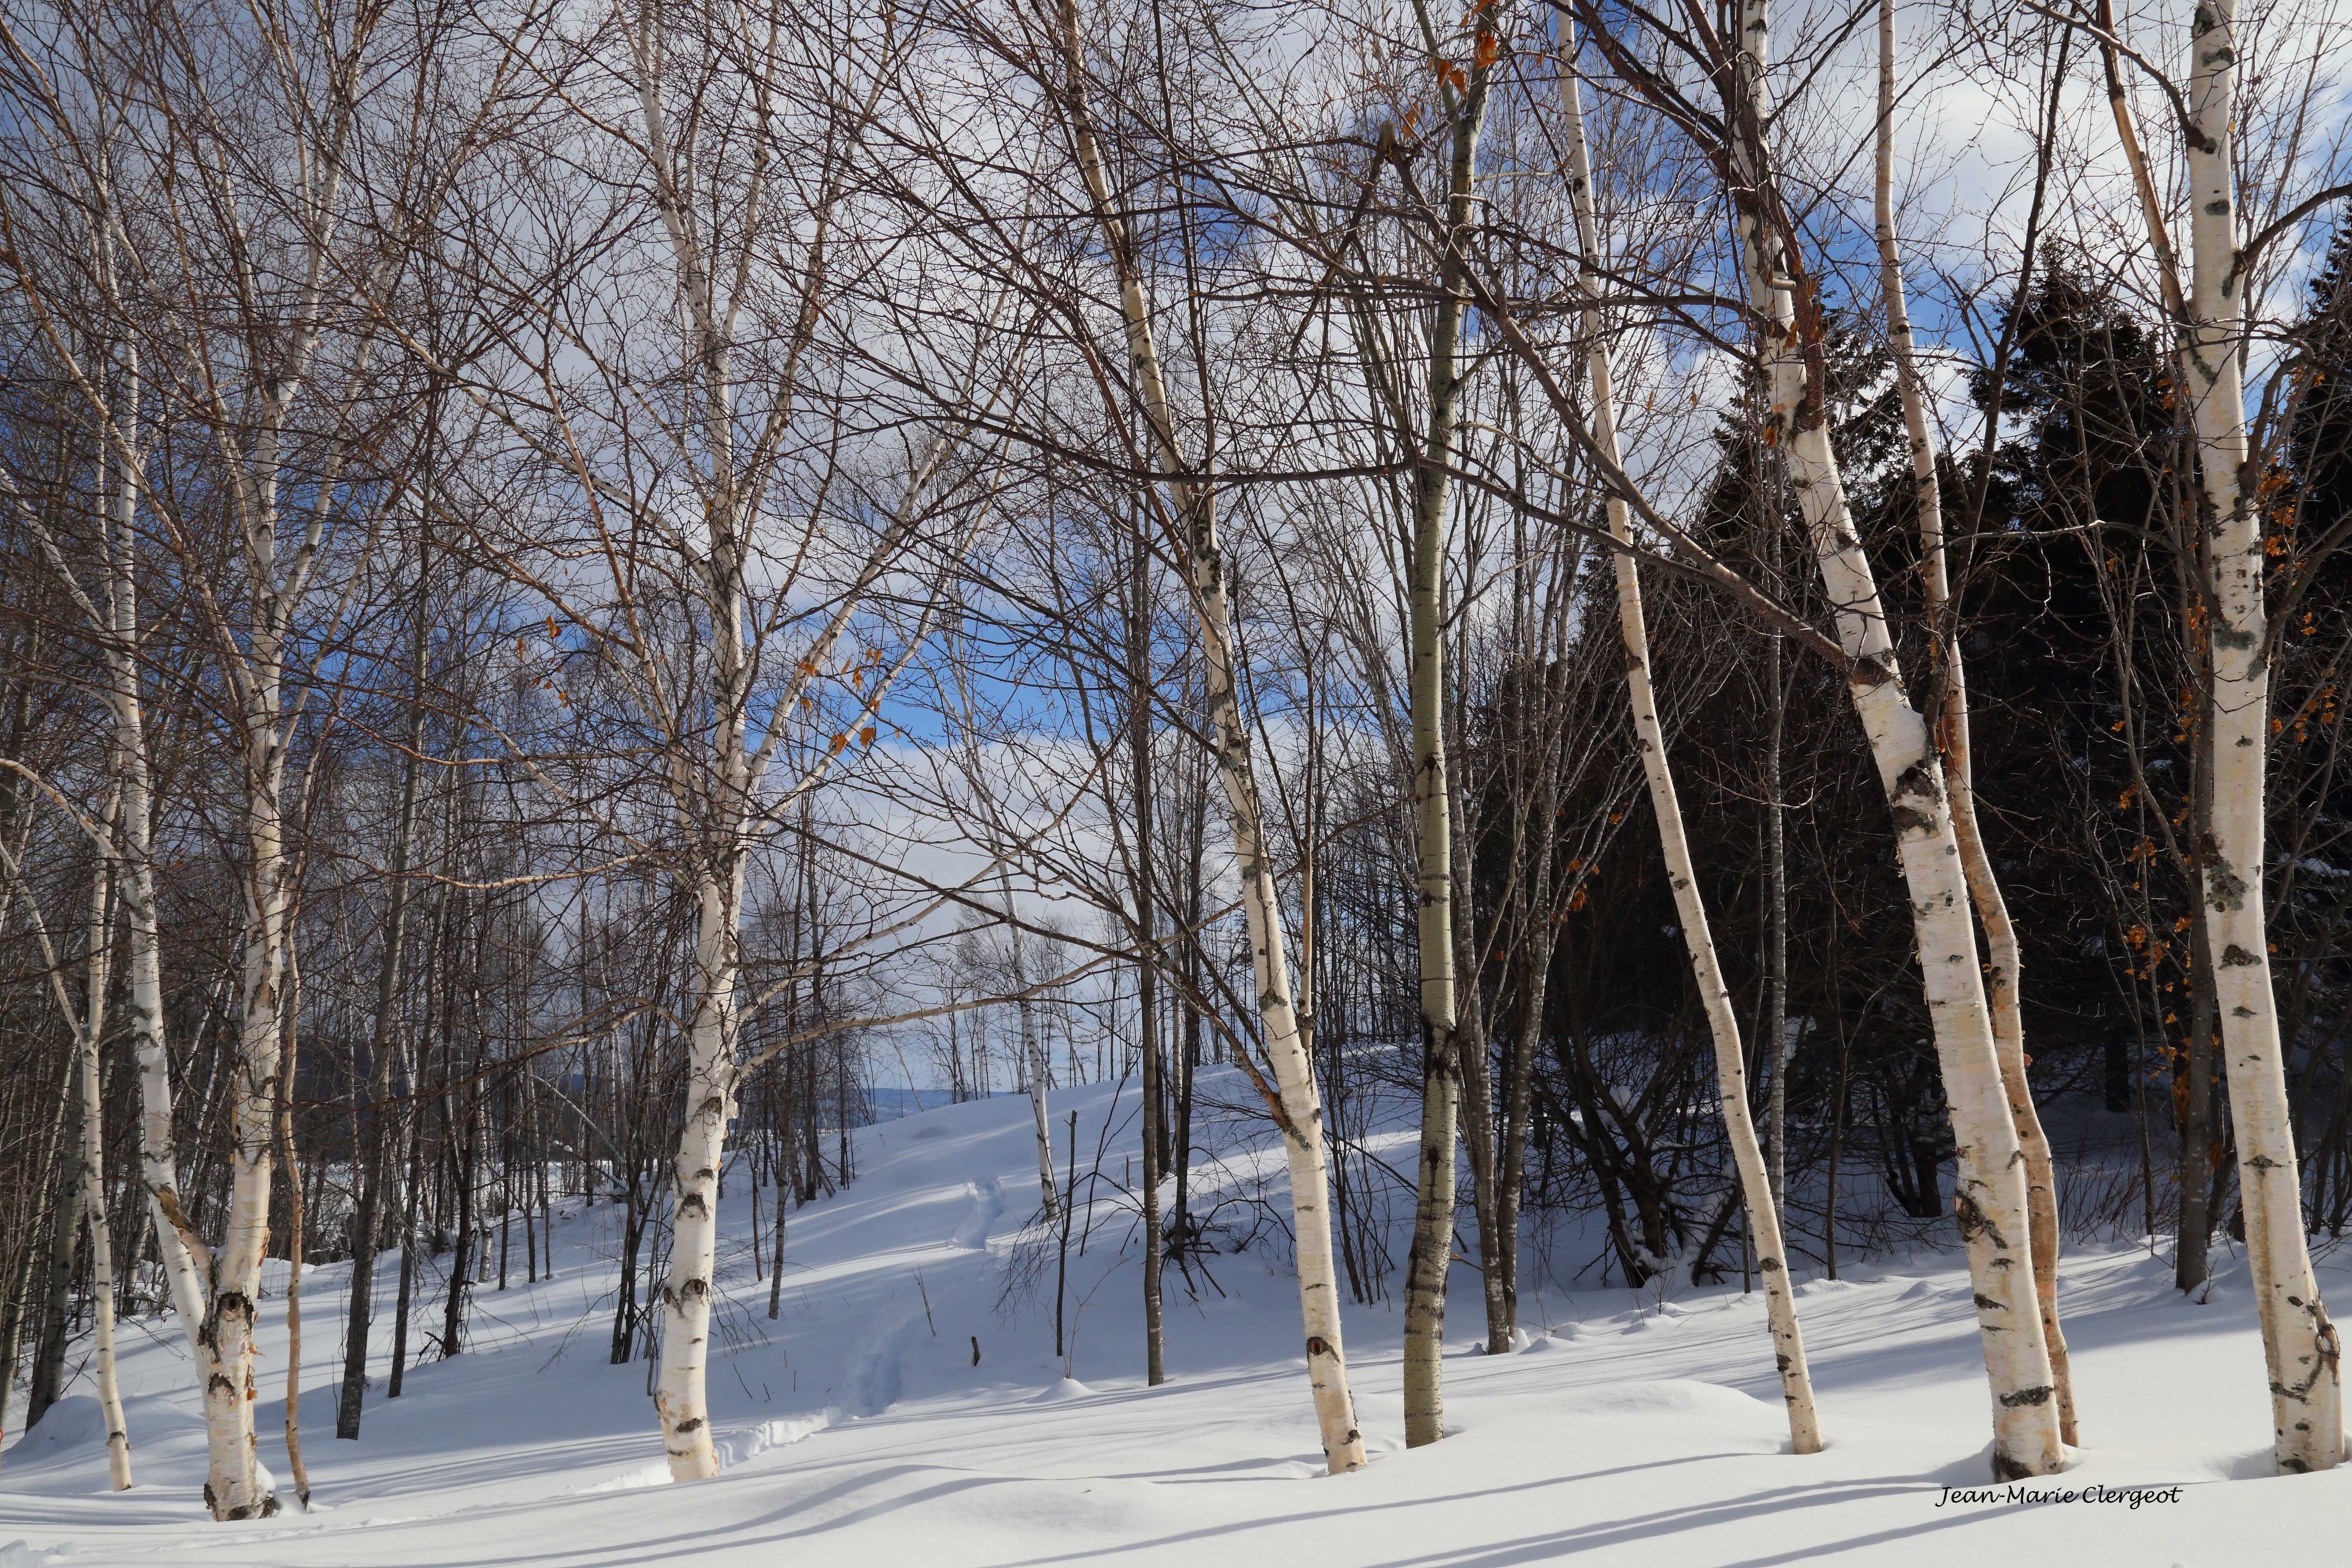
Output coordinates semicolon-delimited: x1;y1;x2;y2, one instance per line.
74;837;132;1491
1004;890;1060;1220
1562;58;1821;1454
197;360;316;1523
628;19;960;1464
101;345;208;1355
2183;0;2343;1472
80;1057;134;1492
1026;1050;1059;1220
1198;555;1366;1474
27;330;208;1360
632;18;751;1482
1055;0;1363;1472
656;868;741;1481
1728;0;2061;1477
118;726;205;1357
1874;0;2075;1443
202;778;287;1519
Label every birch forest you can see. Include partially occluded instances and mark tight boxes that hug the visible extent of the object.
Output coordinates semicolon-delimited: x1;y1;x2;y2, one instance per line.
3;0;2352;1556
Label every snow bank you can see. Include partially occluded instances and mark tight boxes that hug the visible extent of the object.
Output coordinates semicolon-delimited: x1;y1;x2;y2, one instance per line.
6;1070;2351;1567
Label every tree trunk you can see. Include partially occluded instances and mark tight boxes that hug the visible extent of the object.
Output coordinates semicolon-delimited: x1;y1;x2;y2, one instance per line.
654;868;740;1481
340;567;428;1438
78;1006;133;1490
64;809;133;1488
1727;0;2059;1476
96;351;208;1366
192;739;292;1519
1054;0;1363;1471
24;1159;75;1433
0;1044;76;1482
2183;0;2342;1473
1133;522;1166;1384
1874;0;2075;1442
2180;903;2218;1290
1565;57;1821;1455
1491;917;1552;1348
277;1060;311;1507
1006;881;1059;1222
388;1058;424;1400
1400;5;1496;1446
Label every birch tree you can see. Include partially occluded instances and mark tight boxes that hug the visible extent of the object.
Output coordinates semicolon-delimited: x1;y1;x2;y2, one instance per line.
1396;0;1498;1451
1559;40;1820;1454
0;793;133;1489
1047;0;1366;1473
1455;0;2069;1473
1712;0;2062;1475
1712;0;2060;1476
2180;0;2342;1473
0;21;210;1390
0;0;398;1513
426;1;1007;1477
2092;0;2347;1470
622;28;918;1471
1875;0;2075;1441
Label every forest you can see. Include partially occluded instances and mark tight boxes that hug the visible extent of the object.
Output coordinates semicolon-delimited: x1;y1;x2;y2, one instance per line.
0;0;2349;1544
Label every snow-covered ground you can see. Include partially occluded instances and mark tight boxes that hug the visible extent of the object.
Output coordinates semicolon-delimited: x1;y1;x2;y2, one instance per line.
5;1071;2348;1567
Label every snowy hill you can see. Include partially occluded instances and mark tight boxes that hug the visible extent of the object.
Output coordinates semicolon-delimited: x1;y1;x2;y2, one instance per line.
4;1071;2349;1566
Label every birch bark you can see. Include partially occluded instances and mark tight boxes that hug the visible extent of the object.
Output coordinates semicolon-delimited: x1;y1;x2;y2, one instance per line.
626;12;968;1476
1562;56;1821;1454
74;816;132;1491
1054;0;1364;1472
1874;0;2075;1443
655;866;742;1480
625;12;765;1478
92;343;208;1360
1724;0;2062;1476
1004;878;1060;1220
2182;0;2343;1472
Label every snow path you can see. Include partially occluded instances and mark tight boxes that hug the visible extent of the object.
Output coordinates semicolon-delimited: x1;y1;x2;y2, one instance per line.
3;1072;2348;1566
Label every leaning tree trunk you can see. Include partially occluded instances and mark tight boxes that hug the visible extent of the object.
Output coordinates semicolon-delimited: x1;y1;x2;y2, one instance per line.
24;1150;76;1431
2183;0;2343;1473
1564;58;1821;1455
1727;0;2061;1477
1055;0;1363;1472
93;346;208;1362
1186;503;1366;1473
1874;0;2075;1443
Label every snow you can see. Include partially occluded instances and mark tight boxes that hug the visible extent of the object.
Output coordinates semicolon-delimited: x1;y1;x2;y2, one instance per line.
5;1070;2350;1566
